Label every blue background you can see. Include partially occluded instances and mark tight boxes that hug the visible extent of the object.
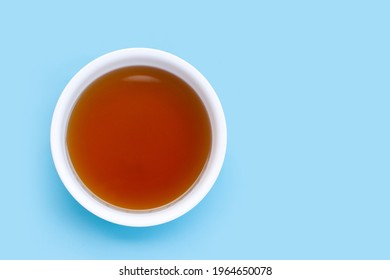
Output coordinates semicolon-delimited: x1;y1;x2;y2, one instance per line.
1;0;389;259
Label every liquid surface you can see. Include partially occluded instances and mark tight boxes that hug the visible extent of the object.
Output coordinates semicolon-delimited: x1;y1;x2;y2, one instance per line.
67;66;212;210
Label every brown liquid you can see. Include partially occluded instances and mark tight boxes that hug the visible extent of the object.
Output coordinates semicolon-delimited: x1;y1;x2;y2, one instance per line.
66;66;212;210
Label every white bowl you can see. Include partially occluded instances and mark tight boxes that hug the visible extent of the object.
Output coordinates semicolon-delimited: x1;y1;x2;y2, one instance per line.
50;48;227;227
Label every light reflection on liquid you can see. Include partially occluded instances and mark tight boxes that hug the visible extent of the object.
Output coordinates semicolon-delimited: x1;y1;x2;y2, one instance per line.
122;75;161;83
